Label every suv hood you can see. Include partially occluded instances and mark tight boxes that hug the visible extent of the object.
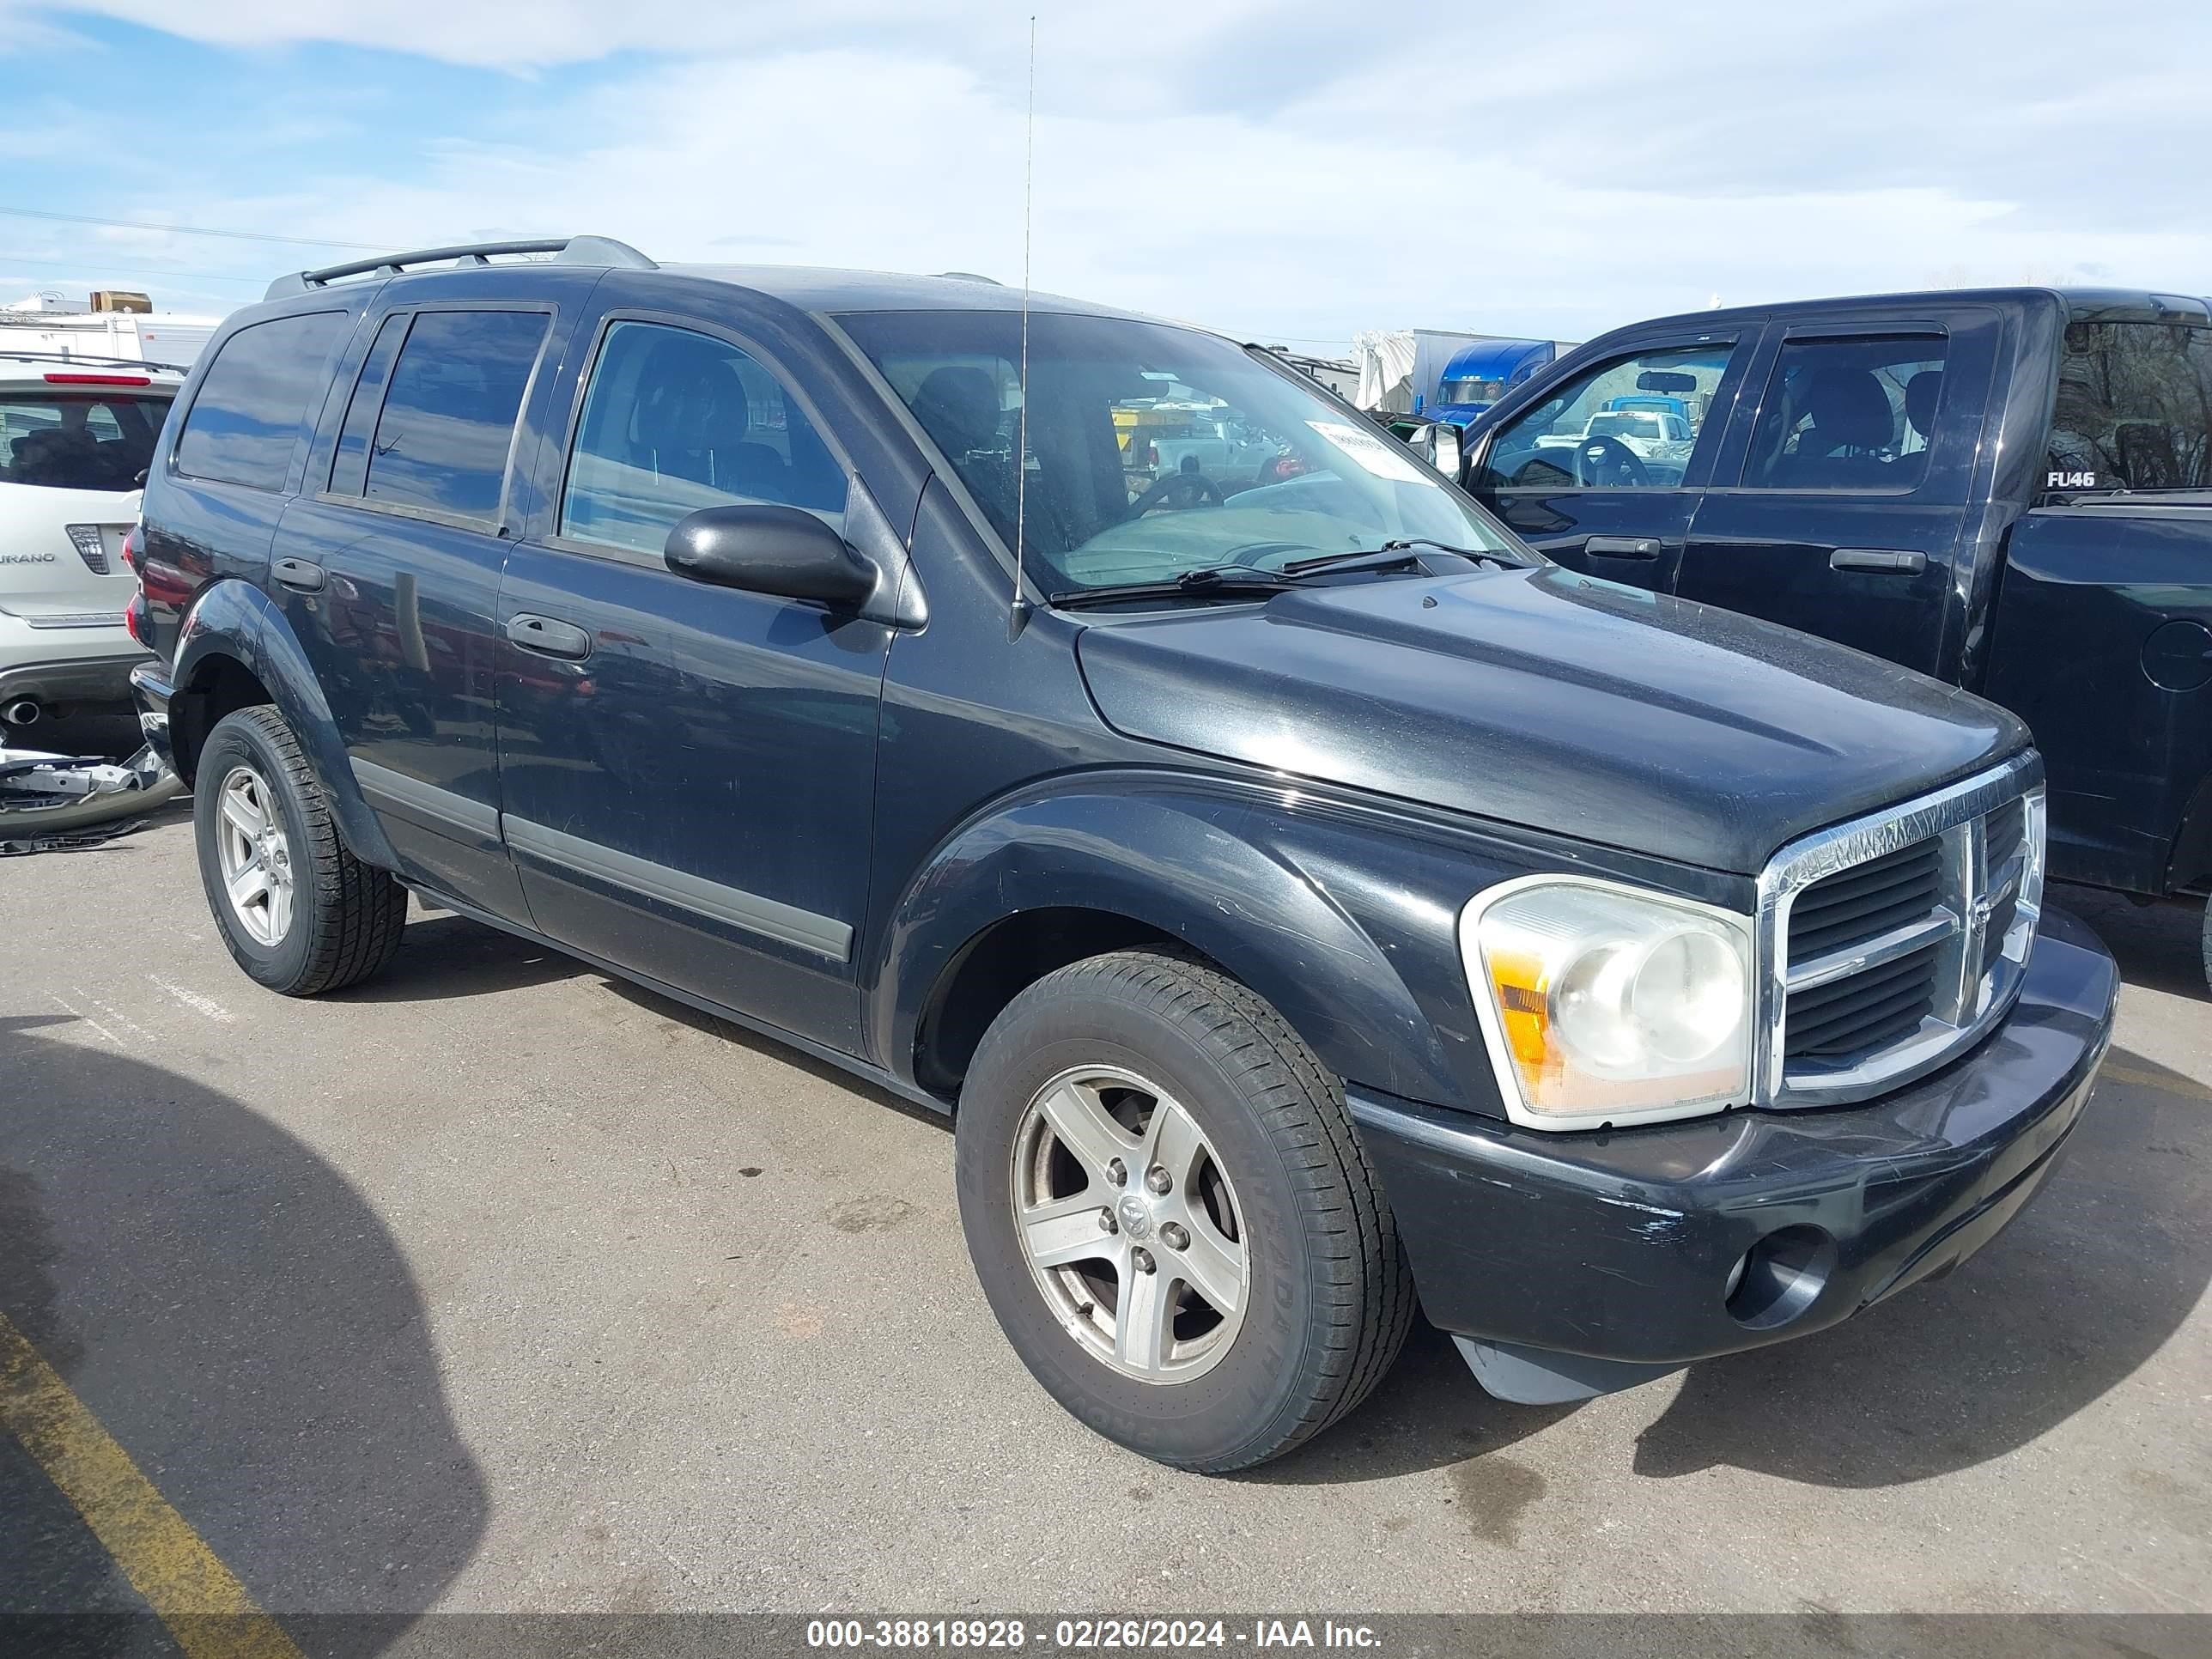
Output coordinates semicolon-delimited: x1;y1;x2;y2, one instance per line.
1073;565;2029;874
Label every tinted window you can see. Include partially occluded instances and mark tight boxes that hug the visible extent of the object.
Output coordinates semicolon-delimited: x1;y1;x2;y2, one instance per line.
560;321;848;555
2046;321;2212;493
1478;343;1734;490
0;391;172;491
1741;335;1948;492
173;311;349;491
363;309;548;524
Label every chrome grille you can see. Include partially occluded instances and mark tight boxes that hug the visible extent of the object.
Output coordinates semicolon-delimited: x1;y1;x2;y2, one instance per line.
1756;756;2045;1108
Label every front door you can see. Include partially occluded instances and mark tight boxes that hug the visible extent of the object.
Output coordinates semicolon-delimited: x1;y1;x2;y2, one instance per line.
1673;313;1996;678
495;312;891;1054
1468;331;1753;592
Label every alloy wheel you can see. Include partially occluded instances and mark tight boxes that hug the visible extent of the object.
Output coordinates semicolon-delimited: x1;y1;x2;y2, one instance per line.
1009;1064;1249;1382
214;763;295;947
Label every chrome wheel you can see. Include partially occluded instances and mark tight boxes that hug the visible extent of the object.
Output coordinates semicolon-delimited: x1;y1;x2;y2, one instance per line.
215;763;295;947
1010;1064;1249;1383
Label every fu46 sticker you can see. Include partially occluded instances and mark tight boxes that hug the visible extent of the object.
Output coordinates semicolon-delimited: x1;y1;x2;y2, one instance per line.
2047;470;2101;490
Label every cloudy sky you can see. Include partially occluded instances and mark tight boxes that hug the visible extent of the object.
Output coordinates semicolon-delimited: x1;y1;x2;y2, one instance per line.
1;2;2207;353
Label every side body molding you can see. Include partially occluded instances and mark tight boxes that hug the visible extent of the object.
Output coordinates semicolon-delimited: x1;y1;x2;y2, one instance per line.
170;577;401;871
868;775;1495;1112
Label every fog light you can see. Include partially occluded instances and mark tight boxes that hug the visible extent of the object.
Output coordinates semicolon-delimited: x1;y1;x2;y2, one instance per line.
1723;1226;1836;1331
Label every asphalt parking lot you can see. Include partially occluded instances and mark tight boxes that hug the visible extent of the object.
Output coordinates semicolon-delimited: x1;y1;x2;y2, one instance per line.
3;805;2208;1637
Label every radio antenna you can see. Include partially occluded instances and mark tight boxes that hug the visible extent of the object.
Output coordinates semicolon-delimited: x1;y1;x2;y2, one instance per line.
1008;13;1036;641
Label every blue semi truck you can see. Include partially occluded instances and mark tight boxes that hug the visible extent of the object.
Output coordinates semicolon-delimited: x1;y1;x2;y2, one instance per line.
1428;337;1563;427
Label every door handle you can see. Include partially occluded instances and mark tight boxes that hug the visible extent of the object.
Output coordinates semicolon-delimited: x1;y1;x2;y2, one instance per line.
1583;536;1662;559
272;557;325;592
505;612;592;660
1830;548;1929;575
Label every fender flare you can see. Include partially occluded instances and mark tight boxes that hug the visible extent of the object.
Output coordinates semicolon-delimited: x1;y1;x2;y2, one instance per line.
171;578;399;870
2170;769;2212;894
868;781;1468;1109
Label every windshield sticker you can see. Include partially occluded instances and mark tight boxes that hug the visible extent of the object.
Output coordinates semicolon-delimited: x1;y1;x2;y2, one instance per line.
1305;421;1427;483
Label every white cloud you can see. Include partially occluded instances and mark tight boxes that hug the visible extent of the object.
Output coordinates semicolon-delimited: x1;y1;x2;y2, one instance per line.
5;3;2207;343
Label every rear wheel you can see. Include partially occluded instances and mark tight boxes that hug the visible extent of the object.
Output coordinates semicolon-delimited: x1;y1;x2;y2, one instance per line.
955;949;1413;1472
193;706;406;995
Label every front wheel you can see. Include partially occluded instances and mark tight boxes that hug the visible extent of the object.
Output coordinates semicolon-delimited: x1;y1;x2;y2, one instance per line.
954;950;1414;1472
193;706;407;995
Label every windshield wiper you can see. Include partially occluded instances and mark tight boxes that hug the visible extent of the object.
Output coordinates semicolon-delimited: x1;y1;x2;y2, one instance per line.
1048;567;1302;609
1279;538;1519;575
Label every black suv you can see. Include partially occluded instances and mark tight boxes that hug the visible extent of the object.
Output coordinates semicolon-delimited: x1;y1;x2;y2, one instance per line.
131;237;2118;1472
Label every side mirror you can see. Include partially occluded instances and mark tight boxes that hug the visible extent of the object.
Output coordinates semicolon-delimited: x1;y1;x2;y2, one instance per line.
1401;421;1462;479
665;504;879;607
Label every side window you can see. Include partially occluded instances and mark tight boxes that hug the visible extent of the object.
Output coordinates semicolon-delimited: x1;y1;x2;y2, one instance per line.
559;321;848;556
1741;334;1948;492
173;311;349;491
362;309;550;524
1478;343;1735;490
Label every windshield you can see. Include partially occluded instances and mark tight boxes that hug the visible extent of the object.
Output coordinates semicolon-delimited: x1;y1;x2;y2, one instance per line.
837;309;1522;593
2047;321;2212;492
1439;377;1504;404
0;388;171;492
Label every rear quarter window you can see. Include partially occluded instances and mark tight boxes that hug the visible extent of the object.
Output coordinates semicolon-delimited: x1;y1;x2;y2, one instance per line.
173;311;350;492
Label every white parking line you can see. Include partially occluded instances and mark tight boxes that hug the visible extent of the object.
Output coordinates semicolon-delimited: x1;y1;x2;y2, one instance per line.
149;976;238;1024
47;994;120;1048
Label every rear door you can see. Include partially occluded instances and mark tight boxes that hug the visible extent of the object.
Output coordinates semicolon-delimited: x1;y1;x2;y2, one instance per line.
279;269;593;921
1673;307;2000;676
1466;329;1754;591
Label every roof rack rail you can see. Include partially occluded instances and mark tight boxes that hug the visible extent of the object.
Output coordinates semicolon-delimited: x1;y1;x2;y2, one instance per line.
263;234;657;301
0;348;191;374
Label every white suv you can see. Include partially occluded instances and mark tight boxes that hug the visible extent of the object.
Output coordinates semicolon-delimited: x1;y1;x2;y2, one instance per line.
0;354;179;751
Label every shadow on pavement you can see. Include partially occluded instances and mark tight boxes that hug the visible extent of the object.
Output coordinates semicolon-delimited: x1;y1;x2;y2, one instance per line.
2057;884;2207;1003
594;972;949;1128
1633;1043;2209;1486
1238;1318;1574;1490
0;1014;486;1654
327;912;586;1005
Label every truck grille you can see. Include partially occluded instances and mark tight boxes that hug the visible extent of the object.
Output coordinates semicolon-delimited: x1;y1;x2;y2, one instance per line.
1758;757;2045;1107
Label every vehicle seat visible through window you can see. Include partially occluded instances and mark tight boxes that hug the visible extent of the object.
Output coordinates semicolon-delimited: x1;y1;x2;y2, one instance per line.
913;366;1016;520
1778;367;1897;487
628;338;788;499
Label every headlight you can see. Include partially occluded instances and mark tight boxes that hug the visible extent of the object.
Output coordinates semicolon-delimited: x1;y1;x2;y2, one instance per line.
1460;876;1754;1131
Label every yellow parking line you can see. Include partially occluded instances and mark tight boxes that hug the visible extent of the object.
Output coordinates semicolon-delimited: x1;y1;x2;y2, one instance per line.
0;1311;304;1659
2100;1061;2212;1104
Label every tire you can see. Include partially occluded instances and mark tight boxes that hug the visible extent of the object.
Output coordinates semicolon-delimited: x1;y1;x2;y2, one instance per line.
954;948;1415;1472
2201;896;2210;995
192;705;407;996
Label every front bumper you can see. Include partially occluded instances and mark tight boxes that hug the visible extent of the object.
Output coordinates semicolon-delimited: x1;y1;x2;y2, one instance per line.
1352;906;2118;1402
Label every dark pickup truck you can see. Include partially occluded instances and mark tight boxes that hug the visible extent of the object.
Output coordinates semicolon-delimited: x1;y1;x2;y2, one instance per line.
1463;288;2212;985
